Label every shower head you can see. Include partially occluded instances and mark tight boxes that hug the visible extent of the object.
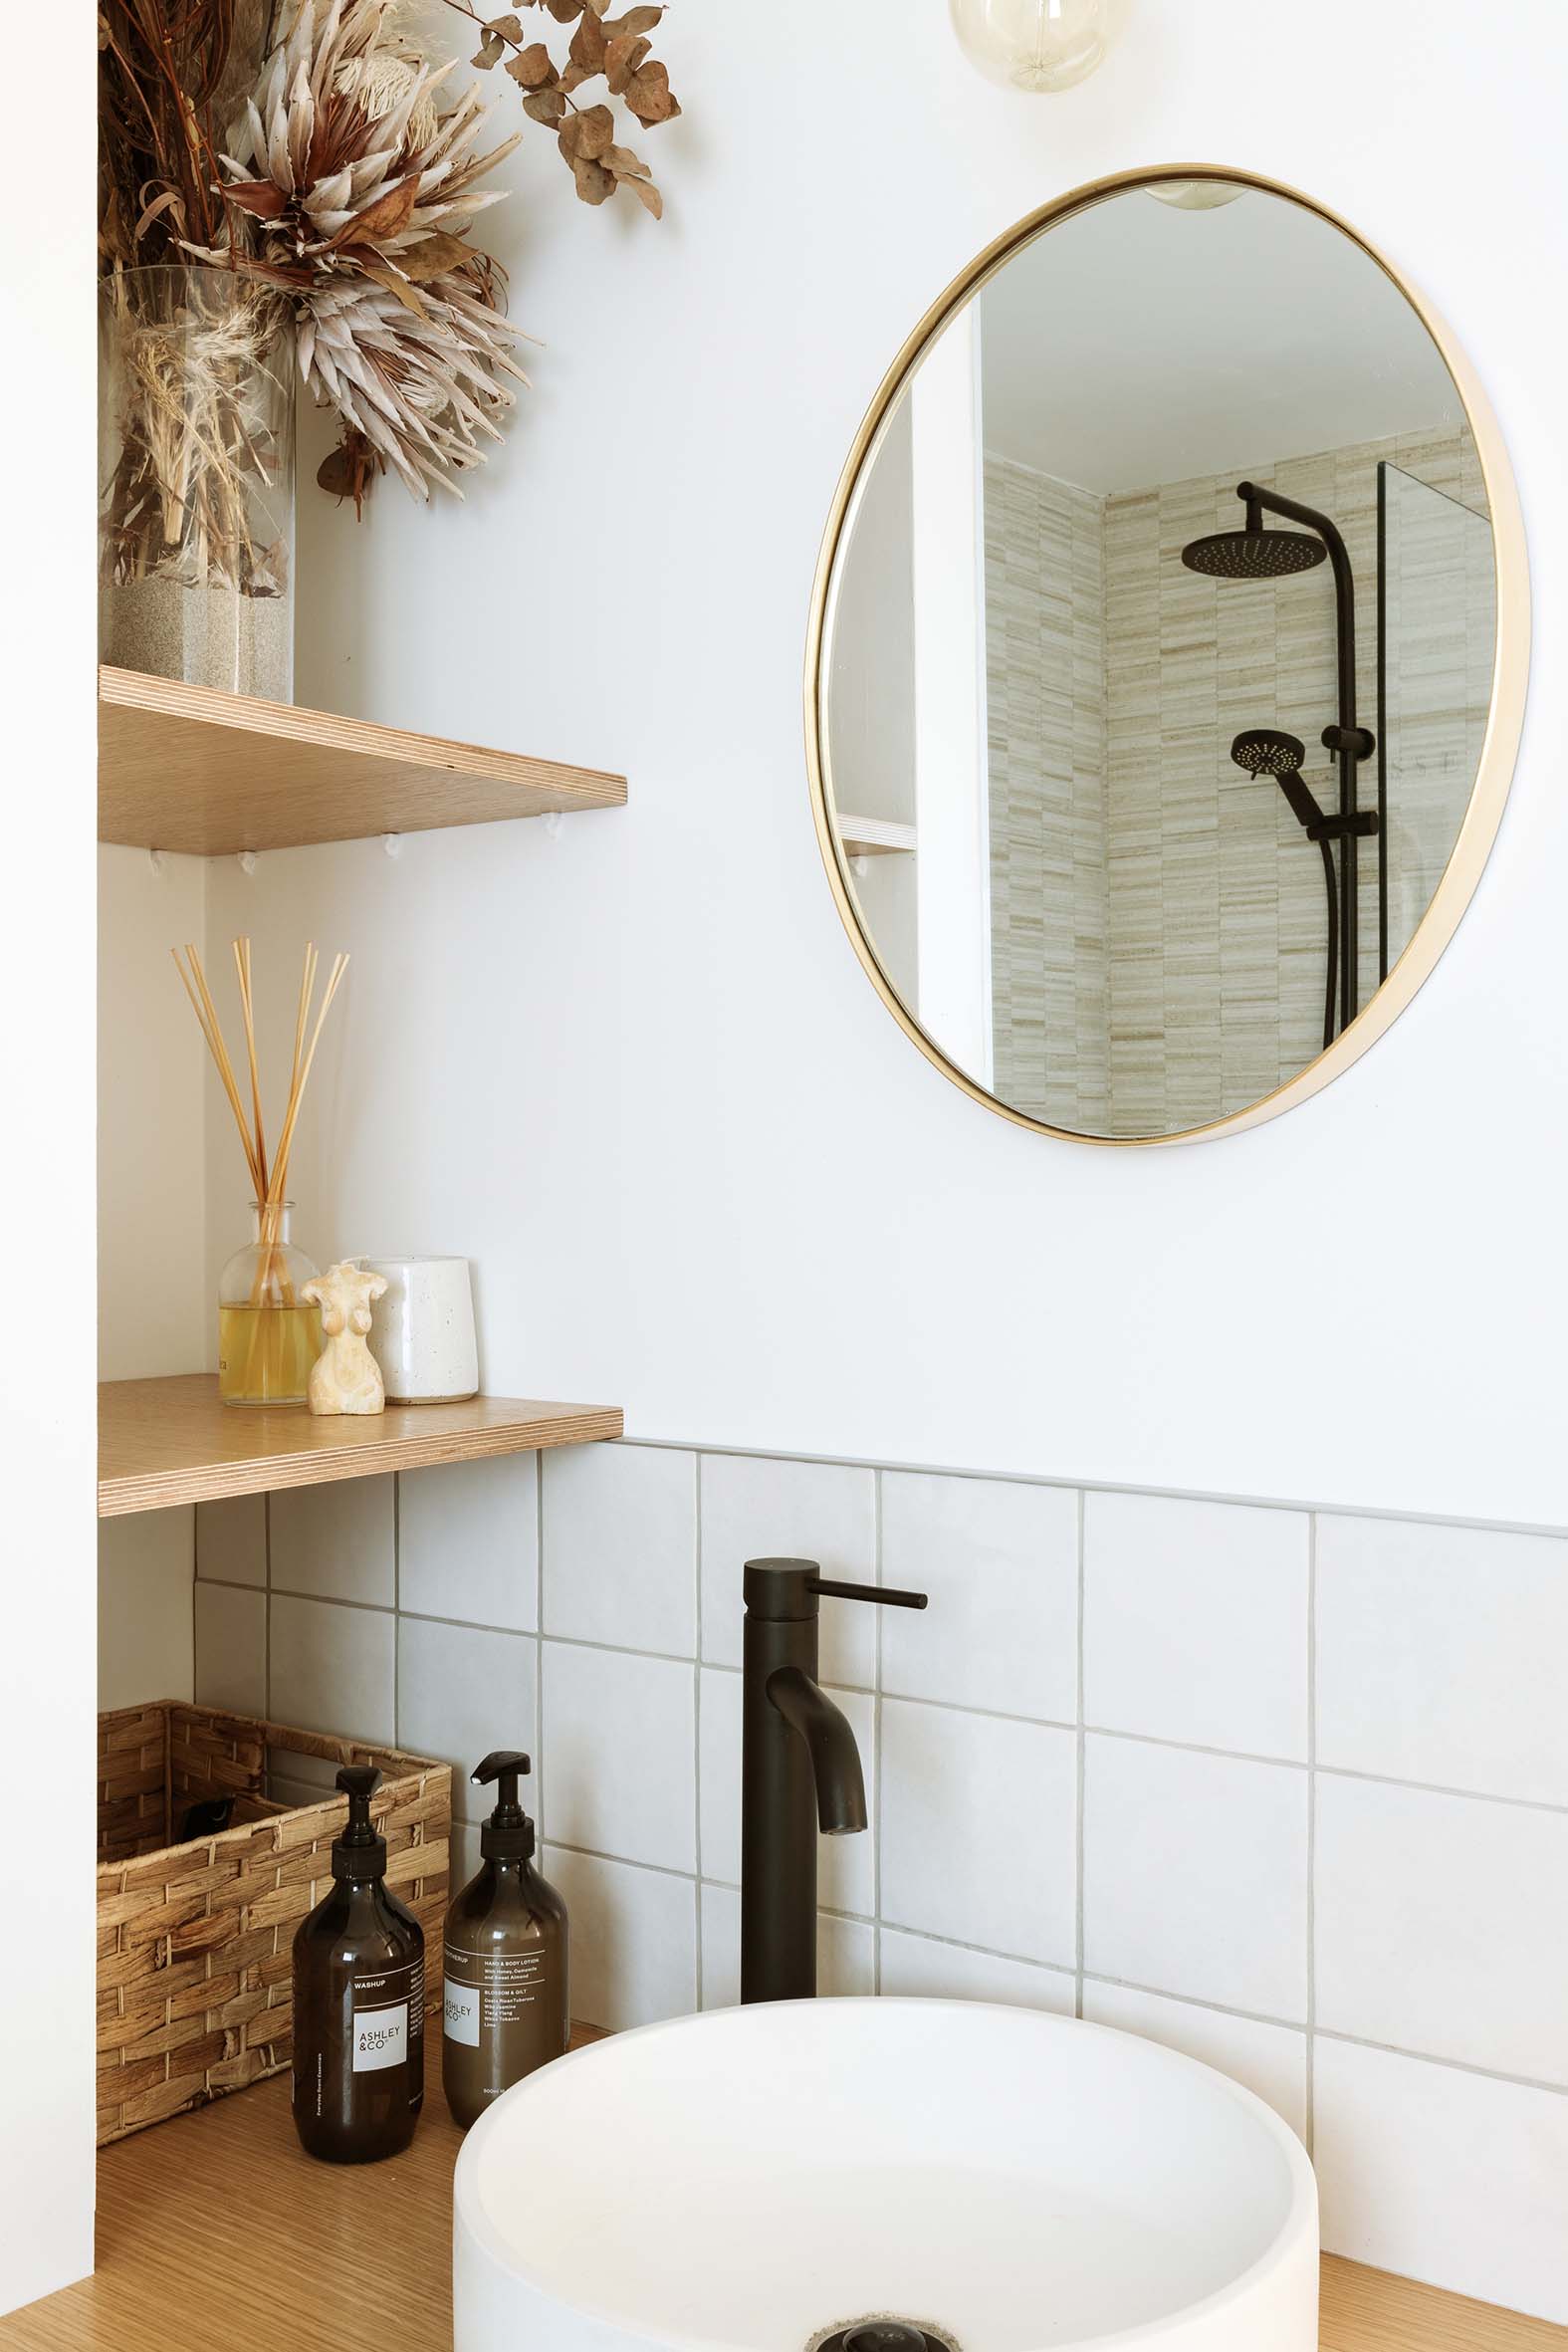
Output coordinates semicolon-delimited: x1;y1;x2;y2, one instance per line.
1231;728;1305;778
1181;528;1326;581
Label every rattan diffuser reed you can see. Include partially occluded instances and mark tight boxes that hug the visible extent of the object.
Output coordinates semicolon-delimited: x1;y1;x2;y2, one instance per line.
174;938;348;1398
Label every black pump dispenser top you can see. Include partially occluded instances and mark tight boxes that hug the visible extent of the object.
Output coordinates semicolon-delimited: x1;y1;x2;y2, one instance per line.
332;1764;387;1881
474;1750;536;1862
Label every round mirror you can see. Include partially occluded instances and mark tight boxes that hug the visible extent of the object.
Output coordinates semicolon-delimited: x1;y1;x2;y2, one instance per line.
807;167;1527;1144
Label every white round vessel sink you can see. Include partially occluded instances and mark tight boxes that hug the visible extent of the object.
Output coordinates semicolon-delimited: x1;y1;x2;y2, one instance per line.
453;1999;1317;2352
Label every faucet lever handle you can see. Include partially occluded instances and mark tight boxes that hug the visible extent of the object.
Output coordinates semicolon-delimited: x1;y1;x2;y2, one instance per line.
807;1575;928;1611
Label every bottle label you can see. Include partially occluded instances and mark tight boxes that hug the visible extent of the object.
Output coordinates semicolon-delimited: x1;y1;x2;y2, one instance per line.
444;1978;481;2046
444;1941;550;2040
351;1958;422;2073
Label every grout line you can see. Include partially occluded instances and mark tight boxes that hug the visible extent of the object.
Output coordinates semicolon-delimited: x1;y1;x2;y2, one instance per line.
1074;1487;1086;2022
543;1838;699;1888
194;1571;1568;1819
536;1457;548;1846
1305;1510;1317;2157
693;1451;704;2009
392;1474;401;1749
636;1438;1568;1548
1309;2026;1568;2101
1081;1968;1309;2036
872;1468;884;1998
1081;1966;1568;2099
878;1921;1076;1983
534;1449;546;1841
1310;1761;1568;1817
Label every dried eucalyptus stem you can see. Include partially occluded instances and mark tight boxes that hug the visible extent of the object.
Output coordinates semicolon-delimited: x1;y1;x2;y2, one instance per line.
446;0;680;215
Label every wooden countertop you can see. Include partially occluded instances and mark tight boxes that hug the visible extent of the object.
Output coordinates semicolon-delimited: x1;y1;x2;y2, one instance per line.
2;2067;1560;2351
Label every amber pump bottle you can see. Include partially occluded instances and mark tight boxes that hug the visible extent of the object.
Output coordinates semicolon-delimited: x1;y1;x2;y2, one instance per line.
292;1764;425;2164
443;1751;568;2128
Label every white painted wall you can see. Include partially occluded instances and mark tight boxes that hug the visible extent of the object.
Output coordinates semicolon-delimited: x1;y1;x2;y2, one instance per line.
0;4;98;2312
98;846;208;1714
244;0;1562;1529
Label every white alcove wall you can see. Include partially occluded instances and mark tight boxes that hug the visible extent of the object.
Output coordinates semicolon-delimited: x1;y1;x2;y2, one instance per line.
200;0;1566;1530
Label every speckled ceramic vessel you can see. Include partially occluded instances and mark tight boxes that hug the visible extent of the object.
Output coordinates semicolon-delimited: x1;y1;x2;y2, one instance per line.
364;1256;479;1403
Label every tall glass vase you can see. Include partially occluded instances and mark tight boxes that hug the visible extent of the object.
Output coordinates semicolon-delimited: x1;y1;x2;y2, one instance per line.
99;264;296;701
218;1202;320;1407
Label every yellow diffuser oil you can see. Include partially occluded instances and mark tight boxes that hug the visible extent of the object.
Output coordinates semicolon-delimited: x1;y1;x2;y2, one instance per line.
217;1200;321;1406
218;1301;322;1406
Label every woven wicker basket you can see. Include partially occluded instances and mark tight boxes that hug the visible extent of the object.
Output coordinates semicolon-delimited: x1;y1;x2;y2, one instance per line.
97;1701;450;2145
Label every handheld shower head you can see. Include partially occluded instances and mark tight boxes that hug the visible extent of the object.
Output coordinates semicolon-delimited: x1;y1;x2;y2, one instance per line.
1231;727;1305;778
1182;529;1325;581
1232;729;1326;842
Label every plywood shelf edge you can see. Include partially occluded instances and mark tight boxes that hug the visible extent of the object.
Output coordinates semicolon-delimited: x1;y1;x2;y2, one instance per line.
99;1375;622;1517
837;811;916;856
98;667;627;856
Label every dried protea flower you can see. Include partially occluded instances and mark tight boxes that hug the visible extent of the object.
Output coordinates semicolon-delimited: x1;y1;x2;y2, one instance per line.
191;0;530;501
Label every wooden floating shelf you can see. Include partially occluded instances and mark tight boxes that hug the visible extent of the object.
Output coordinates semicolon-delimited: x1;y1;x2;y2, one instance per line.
837;812;916;857
100;1375;622;1518
98;667;627;857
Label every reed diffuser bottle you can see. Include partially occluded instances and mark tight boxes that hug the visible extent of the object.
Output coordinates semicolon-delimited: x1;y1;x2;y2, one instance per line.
218;1199;319;1406
173;935;349;1409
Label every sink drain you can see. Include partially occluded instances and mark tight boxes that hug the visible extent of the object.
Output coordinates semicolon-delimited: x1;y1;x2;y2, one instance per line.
809;2321;962;2352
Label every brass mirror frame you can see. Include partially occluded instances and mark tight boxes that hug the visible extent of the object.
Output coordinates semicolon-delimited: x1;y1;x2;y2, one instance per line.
804;163;1531;1147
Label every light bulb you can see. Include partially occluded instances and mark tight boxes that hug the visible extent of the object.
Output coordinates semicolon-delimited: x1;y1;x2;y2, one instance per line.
1149;179;1245;211
950;0;1111;92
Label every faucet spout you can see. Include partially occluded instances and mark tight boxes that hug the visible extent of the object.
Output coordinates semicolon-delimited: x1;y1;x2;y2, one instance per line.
741;1557;925;2002
766;1666;867;1833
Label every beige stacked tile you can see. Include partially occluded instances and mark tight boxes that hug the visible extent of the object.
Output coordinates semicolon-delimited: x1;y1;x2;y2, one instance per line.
984;456;1109;1131
984;426;1493;1137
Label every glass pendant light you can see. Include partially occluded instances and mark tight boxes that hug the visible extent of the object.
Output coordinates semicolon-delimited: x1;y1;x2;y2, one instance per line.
1149;179;1245;210
949;0;1111;93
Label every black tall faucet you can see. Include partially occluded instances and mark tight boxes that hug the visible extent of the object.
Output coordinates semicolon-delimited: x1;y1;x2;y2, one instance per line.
741;1557;927;2003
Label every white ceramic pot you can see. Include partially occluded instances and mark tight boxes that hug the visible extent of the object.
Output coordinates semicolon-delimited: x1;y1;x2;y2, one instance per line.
363;1256;479;1403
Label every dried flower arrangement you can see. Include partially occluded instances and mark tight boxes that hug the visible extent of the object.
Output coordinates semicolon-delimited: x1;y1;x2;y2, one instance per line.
100;0;684;518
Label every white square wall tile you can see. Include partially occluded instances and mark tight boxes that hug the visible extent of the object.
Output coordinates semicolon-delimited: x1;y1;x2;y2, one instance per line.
1083;1736;1307;2021
1315;2038;1568;2324
700;1454;877;1685
544;1846;697;2030
1316;1515;1568;1805
193;1582;267;1717
1083;1491;1308;1761
195;1494;266;1587
817;1915;874;1997
881;1473;1078;1723
397;1617;539;1826
1082;1983;1307;2140
699;1886;871;2008
698;1669;874;1916
399;1454;538;1631
880;1699;1076;1967
269;1478;394;1606
1314;1775;1568;2085
543;1445;696;1656
879;1931;1074;2014
544;1642;695;1873
270;1594;395;1745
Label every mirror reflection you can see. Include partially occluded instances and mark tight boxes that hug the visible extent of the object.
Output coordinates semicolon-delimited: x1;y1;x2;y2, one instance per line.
820;176;1497;1139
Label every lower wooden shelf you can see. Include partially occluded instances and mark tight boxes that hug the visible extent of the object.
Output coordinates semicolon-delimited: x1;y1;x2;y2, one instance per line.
99;1375;622;1517
0;2068;1556;2352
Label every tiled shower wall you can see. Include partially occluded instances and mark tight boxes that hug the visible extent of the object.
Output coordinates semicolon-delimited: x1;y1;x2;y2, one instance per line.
194;1442;1568;2324
984;425;1492;1134
984;456;1109;1131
